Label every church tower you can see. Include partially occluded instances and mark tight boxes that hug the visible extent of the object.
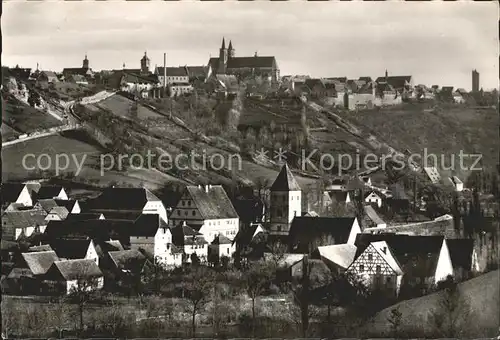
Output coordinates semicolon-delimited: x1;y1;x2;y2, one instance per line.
218;37;228;74
141;51;151;75
228;40;235;59
269;163;302;236
82;54;89;70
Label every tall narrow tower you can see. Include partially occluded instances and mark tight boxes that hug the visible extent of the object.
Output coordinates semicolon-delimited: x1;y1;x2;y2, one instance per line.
472;69;480;93
269;163;302;236
82;54;89;70
228;40;235;59
218;37;228;74
141;51;150;75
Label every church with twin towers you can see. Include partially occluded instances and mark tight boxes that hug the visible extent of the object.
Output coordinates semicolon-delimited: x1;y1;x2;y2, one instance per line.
207;37;280;83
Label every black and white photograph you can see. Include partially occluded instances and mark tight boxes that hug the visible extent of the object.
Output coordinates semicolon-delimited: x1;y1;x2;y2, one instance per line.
1;1;499;338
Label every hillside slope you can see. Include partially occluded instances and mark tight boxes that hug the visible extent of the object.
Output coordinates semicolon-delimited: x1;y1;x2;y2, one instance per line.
367;270;499;337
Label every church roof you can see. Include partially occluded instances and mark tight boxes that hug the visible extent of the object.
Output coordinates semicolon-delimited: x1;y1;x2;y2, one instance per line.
208;56;276;73
271;163;301;191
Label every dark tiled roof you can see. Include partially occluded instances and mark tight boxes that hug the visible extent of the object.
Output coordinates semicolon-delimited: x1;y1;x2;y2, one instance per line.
54;199;78;211
35;185;65;200
289;217;356;252
47;206;69;219
328;77;347;83
62;68;89;76
291;258;331;289
121;72;159;85
28;244;53;252
375;76;412;90
108;249;147;273
1;240;19;251
271;163;301;191
233;223;264;247
130;214;164;237
359;77;372;83
211;233;232;245
185;185;238;219
446;239;473;271
21;251;60;275
36;199;58;213
1;183;28;204
94;240;124;258
171;224;207;246
101;211;143;220
90;187;160;211
46;259;103;281
49;238;92;260
44;219;134;242
155;67;188;77
2;209;48;230
354;234;444;278
65;213;103;221
209;56;276;71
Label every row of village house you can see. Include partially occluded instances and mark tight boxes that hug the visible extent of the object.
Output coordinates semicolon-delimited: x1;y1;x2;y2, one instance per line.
1;164;497;296
7;60;470;108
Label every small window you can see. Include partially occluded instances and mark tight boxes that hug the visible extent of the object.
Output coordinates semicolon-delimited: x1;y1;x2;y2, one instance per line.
359;265;364;272
177;211;180;216
181;201;185;206
368;254;373;261
376;265;381;272
188;201;191;206
184;211;188;216
218;221;220;225
386;277;391;283
227;248;230;254
277;225;282;232
192;210;196;216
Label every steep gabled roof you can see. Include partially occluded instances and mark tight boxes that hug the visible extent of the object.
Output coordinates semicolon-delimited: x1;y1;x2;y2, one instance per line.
2;209;48;230
21;251;60;275
54;199;78;212
94;240;124;258
155;66;188;77
211;233;232;245
36;199;58;213
289;217;357;251
446;239;474;271
370;241;404;275
47;259;103;281
375;75;412;89
354;234;444;277
271;163;301;191
185;185;239;219
108;249;147;273
49;238;92;260
47;206;69;219
35;185;65;200
1;183;29;204
318;244;357;269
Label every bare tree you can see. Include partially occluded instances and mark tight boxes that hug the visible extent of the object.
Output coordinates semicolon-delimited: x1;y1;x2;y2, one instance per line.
1;298;19;339
430;276;471;337
387;306;403;338
179;266;215;336
67;274;100;333
243;260;275;337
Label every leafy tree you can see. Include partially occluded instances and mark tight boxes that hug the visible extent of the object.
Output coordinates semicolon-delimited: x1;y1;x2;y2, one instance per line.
28;88;42;107
290;255;312;337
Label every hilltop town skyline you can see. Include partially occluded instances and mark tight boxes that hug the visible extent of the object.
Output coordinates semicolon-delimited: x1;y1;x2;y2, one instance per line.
3;1;498;90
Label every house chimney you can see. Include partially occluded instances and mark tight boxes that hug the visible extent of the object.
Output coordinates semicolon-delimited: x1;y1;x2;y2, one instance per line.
385;69;388;81
163;53;167;89
382;247;387;254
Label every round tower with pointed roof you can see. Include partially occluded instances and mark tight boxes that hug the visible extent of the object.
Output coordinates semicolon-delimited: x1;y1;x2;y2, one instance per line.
269;163;302;236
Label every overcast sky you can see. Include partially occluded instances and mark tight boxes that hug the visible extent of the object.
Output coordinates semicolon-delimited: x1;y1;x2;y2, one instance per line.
3;1;498;90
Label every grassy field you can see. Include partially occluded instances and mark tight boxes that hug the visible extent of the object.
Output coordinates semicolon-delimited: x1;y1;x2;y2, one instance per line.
2;95;62;133
366;270;500;337
1;123;21;141
1;130;103;181
339;103;499;179
92;94;164;120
